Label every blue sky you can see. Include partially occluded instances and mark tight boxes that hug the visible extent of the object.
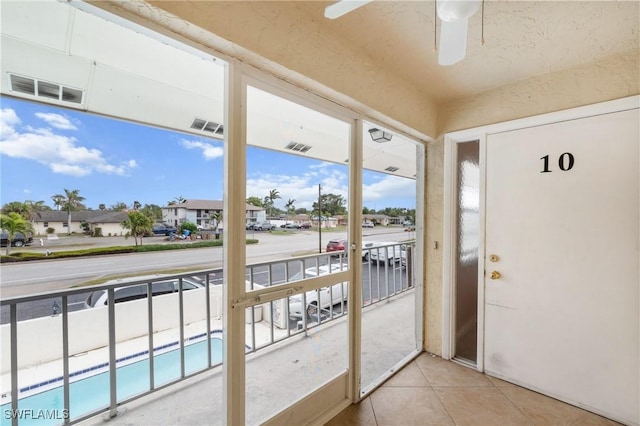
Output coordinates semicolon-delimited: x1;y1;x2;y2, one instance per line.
0;97;416;211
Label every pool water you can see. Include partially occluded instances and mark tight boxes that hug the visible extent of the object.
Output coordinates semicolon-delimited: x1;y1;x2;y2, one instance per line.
1;338;223;426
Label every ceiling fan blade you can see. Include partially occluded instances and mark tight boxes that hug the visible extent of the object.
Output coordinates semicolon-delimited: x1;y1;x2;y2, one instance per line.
438;18;469;66
324;0;372;19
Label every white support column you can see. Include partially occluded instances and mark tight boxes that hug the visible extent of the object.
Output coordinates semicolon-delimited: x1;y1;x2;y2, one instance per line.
348;119;363;402
223;61;247;425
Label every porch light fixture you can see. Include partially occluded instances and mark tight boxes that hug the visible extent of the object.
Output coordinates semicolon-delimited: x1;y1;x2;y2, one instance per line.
368;128;393;143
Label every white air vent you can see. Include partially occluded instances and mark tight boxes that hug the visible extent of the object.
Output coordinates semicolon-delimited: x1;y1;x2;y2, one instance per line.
385;166;399;172
191;118;223;135
285;142;312;153
9;74;83;104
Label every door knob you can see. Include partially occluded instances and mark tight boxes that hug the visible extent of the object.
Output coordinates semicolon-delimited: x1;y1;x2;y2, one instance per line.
490;271;501;280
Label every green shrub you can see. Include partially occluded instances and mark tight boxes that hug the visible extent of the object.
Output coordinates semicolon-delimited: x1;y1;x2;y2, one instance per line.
46;227;55;234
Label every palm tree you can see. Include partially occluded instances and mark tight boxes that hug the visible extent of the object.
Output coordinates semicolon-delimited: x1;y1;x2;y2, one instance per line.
267;189;280;219
121;211;154;246
2;201;31;219
285;198;296;223
212;210;223;231
51;189;86;235
0;212;34;255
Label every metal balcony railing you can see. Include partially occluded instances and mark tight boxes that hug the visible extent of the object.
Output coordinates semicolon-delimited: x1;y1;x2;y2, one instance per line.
0;242;414;425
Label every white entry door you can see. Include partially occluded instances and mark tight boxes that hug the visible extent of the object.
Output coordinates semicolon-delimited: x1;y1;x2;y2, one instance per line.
484;108;639;425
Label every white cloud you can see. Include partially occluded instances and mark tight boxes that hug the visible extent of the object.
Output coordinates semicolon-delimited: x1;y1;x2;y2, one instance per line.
0;108;137;177
246;169;349;210
362;175;416;204
35;112;77;130
180;139;223;160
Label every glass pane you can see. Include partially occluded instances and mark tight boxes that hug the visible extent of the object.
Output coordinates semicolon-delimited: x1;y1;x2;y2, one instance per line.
0;0;226;421
244;86;351;422
360;122;419;393
454;141;480;362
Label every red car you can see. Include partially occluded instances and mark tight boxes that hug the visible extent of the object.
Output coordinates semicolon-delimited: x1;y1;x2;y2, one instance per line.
326;239;346;255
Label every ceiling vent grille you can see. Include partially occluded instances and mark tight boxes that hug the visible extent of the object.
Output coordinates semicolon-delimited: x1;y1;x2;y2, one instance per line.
285;142;312;153
191;118;223;135
9;74;83;104
385;166;399;172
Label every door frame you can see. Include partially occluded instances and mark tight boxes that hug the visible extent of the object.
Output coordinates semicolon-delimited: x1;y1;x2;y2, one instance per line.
442;95;640;371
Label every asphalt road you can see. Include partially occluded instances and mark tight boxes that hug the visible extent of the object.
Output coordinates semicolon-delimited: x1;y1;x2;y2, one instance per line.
0;227;414;323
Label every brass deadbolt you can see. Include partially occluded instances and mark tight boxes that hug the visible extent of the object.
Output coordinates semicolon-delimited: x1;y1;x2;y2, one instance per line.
490;254;499;262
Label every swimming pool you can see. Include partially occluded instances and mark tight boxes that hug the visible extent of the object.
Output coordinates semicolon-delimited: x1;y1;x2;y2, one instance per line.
1;337;223;426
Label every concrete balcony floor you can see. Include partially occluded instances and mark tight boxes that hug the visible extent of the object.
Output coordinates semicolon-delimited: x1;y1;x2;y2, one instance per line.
77;288;620;426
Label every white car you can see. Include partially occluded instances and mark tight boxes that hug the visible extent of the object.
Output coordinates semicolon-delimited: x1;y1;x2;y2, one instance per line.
368;243;403;265
85;276;203;308
362;221;374;228
287;263;348;319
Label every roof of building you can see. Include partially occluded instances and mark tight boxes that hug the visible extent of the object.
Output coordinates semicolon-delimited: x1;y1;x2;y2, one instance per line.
33;210;129;223
164;199;264;211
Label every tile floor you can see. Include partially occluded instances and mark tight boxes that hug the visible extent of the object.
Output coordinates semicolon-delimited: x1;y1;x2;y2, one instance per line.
326;352;621;426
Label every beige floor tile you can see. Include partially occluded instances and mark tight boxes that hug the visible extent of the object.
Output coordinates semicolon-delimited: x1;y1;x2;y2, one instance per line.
486;375;519;388
370;387;454;425
433;386;532;425
383;361;431;387
499;386;621;425
415;355;493;387
326;397;378;426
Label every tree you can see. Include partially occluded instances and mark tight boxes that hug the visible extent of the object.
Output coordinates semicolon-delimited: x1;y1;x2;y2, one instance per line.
246;196;263;207
51;195;65;211
2;201;31;220
51;189;86;235
132;200;141;210
312;193;346;217
285;198;296;223
266;189;280;219
110;202;128;211
140;204;163;221
212;211;223;230
98;204;107;211
121;211;154;246
0;212;34;255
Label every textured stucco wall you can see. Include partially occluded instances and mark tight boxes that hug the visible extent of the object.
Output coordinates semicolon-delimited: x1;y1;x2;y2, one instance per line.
438;50;639;134
424;137;444;354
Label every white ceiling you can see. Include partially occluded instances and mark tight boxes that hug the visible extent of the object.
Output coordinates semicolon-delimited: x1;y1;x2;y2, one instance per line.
294;1;639;104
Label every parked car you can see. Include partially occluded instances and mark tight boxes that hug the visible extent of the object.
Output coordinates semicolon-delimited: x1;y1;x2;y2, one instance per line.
0;232;33;247
369;242;403;265
326;239;346;255
300;222;312;229
246;222;256;230
152;225;177;236
287;263;349;319
84;276;203;308
362;221;374;228
285;223;301;229
254;221;275;231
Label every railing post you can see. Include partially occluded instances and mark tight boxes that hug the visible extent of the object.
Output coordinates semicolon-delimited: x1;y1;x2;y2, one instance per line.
107;288;117;418
147;283;155;390
10;304;18;426
62;296;70;424
179;278;185;378
205;274;212;368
